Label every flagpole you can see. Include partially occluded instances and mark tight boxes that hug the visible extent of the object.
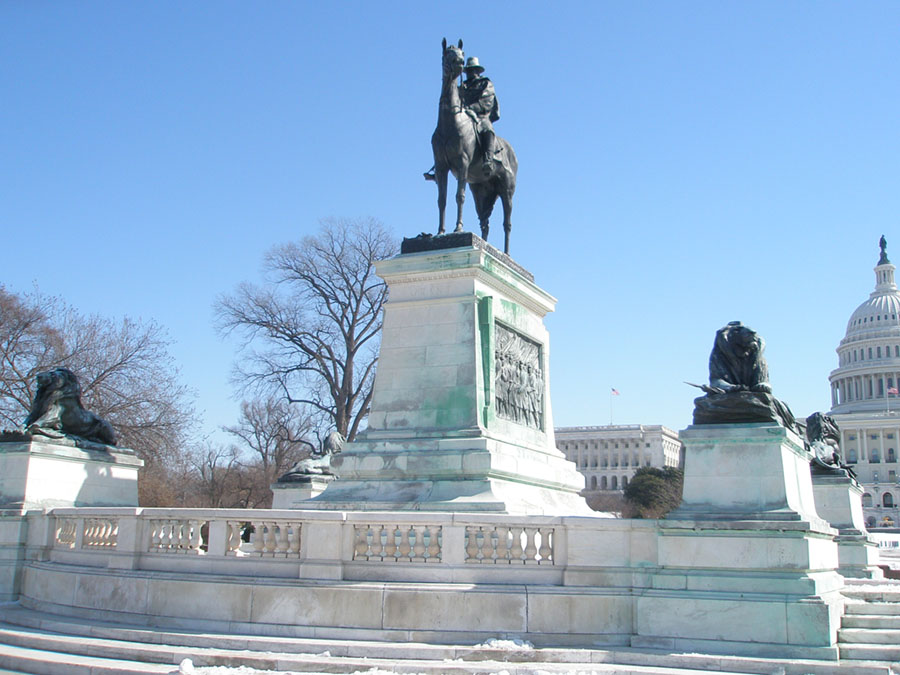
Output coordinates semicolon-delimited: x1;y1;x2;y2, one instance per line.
609;387;619;425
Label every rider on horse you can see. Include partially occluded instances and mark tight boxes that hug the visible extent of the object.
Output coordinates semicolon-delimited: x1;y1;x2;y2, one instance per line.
424;55;501;181
460;57;500;175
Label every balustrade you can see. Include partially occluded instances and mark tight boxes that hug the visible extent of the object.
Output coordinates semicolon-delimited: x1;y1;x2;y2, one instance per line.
83;518;118;549
54;518;77;549
465;525;554;565
45;509;567;579
246;520;302;557
353;523;441;562
148;519;204;554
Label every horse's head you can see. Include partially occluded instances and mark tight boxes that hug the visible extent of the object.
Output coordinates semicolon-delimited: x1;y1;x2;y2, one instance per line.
441;38;464;80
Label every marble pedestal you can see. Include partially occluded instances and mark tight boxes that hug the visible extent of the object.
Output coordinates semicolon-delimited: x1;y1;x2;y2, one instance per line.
270;475;334;509
0;436;142;510
307;235;595;515
635;424;846;659
811;470;882;578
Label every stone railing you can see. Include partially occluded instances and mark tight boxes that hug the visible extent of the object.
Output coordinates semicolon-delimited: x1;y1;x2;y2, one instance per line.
464;525;553;564
39;508;652;586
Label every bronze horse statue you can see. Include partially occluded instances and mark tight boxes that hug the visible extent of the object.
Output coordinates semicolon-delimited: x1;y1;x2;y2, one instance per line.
430;39;518;254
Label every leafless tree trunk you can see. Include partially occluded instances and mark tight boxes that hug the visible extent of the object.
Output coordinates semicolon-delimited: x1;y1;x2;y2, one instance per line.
216;218;397;441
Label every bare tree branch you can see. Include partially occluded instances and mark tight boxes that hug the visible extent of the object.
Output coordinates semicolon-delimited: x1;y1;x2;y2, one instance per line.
215;218;396;440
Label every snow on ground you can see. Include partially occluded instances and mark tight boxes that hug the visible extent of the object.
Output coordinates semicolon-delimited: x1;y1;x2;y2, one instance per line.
474;638;535;650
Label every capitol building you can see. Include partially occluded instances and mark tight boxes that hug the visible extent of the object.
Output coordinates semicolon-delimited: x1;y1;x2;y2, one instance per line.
829;239;900;528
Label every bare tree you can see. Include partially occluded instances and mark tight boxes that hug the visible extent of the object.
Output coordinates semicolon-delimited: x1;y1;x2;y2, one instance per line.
223;396;316;490
216;218;397;440
188;443;256;508
0;285;196;505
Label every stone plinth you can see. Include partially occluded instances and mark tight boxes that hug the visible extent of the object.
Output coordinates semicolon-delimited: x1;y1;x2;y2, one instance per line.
635;423;845;659
270;475;334;509
0;436;142;510
307;237;595;515
672;423;826;523
811;470;882;578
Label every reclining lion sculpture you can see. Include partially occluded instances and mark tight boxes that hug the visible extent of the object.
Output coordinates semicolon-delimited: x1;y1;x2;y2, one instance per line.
691;322;796;429
23;368;117;446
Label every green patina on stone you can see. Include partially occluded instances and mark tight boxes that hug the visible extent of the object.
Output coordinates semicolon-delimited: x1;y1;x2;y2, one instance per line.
477;294;495;428
434;385;477;428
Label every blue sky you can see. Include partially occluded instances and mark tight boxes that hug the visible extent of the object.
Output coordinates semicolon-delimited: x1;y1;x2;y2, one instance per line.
3;3;899;439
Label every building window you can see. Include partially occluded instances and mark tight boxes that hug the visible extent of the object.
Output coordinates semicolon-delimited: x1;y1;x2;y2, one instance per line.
878;346;883;358
590;476;597;490
600;476;608;490
867;516;876;528
884;493;894;508
863;493;873;507
848;449;858;463
622;476;629;488
869;348;874;358
889;448;896;463
890;470;896;482
875;472;880;482
611;476;618;490
873;449;882;463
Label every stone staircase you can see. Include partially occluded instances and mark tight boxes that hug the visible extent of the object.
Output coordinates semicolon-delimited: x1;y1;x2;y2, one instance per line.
0;604;897;675
840;578;900;664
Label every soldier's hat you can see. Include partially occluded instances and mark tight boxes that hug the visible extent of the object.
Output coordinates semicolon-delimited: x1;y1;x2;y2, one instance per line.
464;57;485;73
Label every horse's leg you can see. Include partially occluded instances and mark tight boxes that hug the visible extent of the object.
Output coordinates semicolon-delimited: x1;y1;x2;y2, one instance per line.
501;190;513;255
436;168;449;235
454;172;466;232
480;190;498;243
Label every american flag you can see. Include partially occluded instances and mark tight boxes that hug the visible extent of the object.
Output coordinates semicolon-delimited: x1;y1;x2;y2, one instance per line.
889;387;899;396
611;388;620;396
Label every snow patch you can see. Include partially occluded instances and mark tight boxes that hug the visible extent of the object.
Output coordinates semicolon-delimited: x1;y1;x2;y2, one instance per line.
474;637;534;650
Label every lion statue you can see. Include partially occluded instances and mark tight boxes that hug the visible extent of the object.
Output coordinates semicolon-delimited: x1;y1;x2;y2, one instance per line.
692;322;796;428
23;368;117;446
805;411;856;479
276;430;344;482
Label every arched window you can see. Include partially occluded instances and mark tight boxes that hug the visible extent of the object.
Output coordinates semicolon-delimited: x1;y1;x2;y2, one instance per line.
590;476;597;490
884;493;895;508
622;476;629;488
600;476;608;490
848;449;858;463
863;493;873;507
889;448;896;463
867;517;877;528
872;449;881;463
611;476;618;490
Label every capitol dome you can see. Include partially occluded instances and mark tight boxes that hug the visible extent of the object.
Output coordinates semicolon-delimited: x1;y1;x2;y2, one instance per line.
830;239;900;413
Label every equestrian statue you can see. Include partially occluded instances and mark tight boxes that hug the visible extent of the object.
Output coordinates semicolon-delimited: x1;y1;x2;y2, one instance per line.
425;39;518;255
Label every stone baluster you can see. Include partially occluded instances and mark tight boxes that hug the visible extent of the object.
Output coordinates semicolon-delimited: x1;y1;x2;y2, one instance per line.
510;527;524;562
412;525;426;562
384;526;397;561
354;525;368;560
252;523;265;555
538;527;553;564
372;526;385;559
524;527;538;565
275;523;289;555
465;526;479;562
495;526;510;563
225;521;242;554
425;526;441;562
